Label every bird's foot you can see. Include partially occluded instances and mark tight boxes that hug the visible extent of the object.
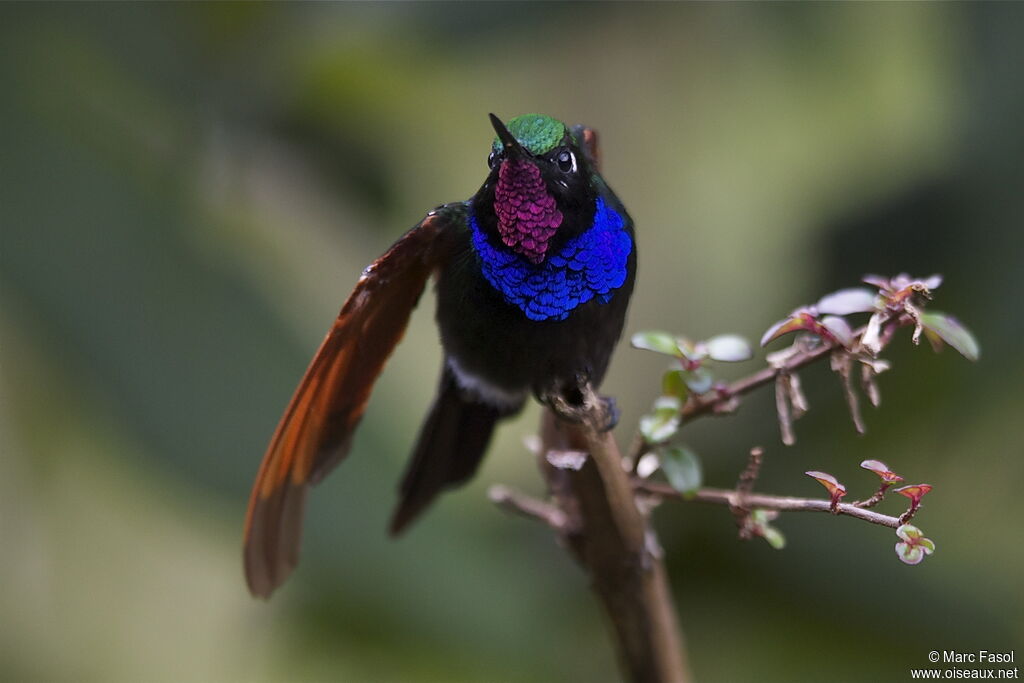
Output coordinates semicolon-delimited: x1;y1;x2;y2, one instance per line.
597;395;620;432
542;378;619;432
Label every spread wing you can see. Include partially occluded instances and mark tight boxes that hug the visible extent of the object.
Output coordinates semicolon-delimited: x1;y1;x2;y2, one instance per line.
243;205;463;597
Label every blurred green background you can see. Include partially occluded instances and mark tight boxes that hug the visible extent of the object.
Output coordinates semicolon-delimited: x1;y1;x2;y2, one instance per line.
2;3;1021;682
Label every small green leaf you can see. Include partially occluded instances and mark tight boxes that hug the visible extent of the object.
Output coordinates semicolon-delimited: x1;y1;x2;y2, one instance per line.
761;526;786;550
660;446;702;495
817;288;878;315
749;510;785;549
636;452;660;478
661;369;689;400
653;395;682;412
703;334;754;362
631;331;680;356
919;311;980;361
676;337;703;361
640;396;682;443
684;367;714;394
896;542;926;565
640;414;675;443
895;524;935;565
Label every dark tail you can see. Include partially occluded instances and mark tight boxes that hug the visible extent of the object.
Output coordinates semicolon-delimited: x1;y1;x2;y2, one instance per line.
389;365;518;535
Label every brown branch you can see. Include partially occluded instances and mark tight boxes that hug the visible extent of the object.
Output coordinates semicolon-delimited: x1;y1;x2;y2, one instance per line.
677;314;913;431
730;447;766;538
774;373;797;446
831;351;866;434
735;446;764;500
626;337;842;465
488;304;928;680
899;504;922;525
636;481;902;529
627;320;892;465
680;338;836;425
536;398;691;683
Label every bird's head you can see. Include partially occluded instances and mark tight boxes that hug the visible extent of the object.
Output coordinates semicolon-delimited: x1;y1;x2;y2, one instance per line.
474;113;599;264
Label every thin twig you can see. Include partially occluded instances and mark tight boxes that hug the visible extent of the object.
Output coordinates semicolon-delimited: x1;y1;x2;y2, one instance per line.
775;374;796;446
832;351;866;434
489;484;571;531
735;446;764;501
731;447;765;538
635;481;902;529
852;482;893;509
680;338;837;424
899;504;922;525
626;334;843;464
626;321;895;465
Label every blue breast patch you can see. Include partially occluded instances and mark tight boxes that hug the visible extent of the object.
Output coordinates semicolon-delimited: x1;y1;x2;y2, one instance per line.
469;197;632;321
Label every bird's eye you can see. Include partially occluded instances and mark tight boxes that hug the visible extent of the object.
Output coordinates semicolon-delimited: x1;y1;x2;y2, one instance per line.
488;150;498;169
556;149;576;173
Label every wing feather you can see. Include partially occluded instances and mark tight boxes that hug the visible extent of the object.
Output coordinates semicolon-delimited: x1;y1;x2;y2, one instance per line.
243;207;461;597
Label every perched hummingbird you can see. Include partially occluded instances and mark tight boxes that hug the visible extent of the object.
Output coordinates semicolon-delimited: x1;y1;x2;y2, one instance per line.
244;113;636;597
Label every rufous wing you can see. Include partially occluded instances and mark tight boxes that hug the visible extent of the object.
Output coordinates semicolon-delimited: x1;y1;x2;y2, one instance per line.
243;206;461;597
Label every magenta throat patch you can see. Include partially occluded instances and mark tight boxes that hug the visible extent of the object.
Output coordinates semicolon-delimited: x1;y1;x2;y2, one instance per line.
494;158;563;264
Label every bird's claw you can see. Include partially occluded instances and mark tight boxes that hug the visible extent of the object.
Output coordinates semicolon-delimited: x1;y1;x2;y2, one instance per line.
597;396;619;432
543;382;619;433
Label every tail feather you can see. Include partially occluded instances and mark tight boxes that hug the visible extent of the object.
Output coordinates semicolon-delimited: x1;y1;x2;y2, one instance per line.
389;366;517;535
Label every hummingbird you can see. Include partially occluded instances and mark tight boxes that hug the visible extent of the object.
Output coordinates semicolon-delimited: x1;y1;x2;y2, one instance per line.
244;113;636;597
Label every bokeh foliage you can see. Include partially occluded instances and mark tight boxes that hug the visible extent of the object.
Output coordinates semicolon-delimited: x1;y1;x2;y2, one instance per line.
1;3;1021;681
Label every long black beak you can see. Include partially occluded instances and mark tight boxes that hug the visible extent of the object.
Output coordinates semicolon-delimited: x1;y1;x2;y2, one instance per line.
489;113;526;157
